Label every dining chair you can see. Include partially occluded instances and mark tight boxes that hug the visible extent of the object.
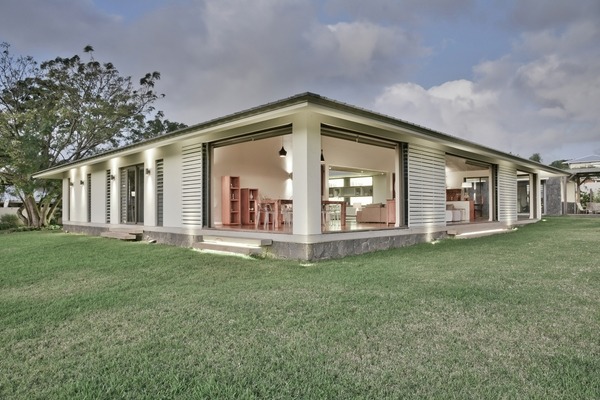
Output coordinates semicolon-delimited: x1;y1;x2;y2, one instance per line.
322;203;341;227
281;204;293;227
256;202;275;229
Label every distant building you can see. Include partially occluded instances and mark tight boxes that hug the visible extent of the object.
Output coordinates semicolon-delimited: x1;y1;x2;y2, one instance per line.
564;155;600;211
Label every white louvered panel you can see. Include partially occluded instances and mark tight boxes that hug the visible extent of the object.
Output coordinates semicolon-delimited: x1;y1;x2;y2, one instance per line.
408;145;447;227
105;170;111;223
497;164;517;223
86;173;92;223
120;168;127;223
181;143;203;226
156;159;164;227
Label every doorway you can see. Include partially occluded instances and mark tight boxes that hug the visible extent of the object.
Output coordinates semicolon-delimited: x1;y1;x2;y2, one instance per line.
464;177;490;221
120;164;145;224
445;154;493;223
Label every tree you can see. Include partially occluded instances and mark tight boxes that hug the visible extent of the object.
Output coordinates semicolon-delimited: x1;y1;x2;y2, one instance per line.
0;43;182;227
129;110;188;143
529;153;542;163
549;159;568;169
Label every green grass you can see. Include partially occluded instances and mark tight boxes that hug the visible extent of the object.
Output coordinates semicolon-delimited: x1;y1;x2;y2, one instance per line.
1;217;599;399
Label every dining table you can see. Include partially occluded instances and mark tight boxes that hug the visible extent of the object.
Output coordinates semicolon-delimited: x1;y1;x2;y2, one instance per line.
260;199;346;228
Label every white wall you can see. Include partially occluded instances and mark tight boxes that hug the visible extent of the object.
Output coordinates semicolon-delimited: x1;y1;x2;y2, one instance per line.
62;142;183;227
161;143;183;228
446;169;490;189
66;166;89;222
321;136;395;174
372;174;389;203
91;169;105;223
0;208;18;217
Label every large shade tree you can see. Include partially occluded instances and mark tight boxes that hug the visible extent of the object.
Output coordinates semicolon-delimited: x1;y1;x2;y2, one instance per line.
0;43;185;227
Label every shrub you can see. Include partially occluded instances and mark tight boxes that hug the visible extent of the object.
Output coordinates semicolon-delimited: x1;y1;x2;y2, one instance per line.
0;214;23;230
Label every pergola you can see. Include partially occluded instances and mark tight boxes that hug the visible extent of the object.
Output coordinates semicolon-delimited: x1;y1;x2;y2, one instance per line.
569;167;600;212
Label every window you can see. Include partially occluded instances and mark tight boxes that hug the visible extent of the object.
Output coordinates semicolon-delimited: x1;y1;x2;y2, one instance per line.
329;179;344;188
349;176;372;187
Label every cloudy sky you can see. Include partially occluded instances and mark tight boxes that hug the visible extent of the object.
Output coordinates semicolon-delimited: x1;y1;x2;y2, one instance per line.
1;0;599;163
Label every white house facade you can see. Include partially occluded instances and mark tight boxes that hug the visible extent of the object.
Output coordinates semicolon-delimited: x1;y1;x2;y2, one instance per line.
34;93;567;260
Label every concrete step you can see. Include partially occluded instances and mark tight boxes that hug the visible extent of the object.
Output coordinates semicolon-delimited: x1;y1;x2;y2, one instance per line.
202;235;272;247
193;236;272;256
448;226;511;239
100;230;142;241
107;227;144;234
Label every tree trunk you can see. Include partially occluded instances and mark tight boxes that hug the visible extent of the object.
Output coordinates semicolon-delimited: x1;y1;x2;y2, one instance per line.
23;195;42;227
42;194;62;226
16;204;29;226
16;189;62;228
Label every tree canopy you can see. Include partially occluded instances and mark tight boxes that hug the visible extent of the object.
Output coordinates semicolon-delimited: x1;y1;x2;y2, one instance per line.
528;153;542;163
0;43;186;226
549;159;568;169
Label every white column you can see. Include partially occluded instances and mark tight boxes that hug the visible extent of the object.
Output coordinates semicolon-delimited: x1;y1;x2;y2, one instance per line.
534;173;542;219
63;177;70;222
144;150;156;227
394;145;401;227
291;112;322;235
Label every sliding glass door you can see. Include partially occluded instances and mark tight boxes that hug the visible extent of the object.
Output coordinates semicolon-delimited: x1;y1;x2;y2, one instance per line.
120;164;144;224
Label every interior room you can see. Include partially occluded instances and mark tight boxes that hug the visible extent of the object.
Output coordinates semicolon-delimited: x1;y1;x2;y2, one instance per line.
445;154;493;224
211;132;397;232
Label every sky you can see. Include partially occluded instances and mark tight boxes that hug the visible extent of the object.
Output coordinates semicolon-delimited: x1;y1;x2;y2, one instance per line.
1;0;599;164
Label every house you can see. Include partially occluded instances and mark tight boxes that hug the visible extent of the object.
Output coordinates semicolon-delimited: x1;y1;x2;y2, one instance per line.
0;194;22;218
33;93;567;259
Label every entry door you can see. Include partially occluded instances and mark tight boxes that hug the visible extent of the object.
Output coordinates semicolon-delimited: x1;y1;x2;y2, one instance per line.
121;164;144;224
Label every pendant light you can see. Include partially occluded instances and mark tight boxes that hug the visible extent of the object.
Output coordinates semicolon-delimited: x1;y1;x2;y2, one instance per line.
320;149;325;163
279;137;287;157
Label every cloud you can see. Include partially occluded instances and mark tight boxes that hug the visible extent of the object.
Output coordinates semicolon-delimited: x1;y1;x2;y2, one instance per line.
373;9;600;161
374;80;510;150
306;21;426;80
109;0;430;122
323;0;475;24
2;0;446;124
1;0;598;161
0;0;121;56
508;0;600;31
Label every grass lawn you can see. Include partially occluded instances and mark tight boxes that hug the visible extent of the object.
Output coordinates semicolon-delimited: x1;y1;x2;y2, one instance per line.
1;217;599;399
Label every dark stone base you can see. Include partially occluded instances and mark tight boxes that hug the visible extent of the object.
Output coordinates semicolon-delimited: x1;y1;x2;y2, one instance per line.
268;231;447;261
545;178;564;215
63;224;109;236
62;223;447;261
143;231;203;247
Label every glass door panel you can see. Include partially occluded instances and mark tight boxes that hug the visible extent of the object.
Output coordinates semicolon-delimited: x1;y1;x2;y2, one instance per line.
121;164;145;224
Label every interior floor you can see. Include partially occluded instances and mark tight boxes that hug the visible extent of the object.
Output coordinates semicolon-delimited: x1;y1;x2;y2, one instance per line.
215;220;393;233
217;215;509;233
